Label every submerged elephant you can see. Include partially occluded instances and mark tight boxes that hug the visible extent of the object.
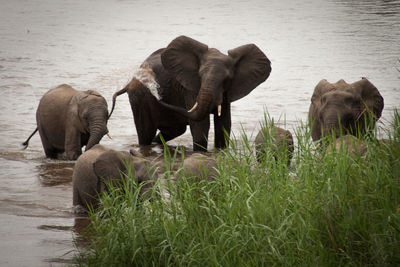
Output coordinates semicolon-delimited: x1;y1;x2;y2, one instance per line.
110;35;271;151
255;126;294;165
178;153;218;181
22;84;110;160
72;144;156;212
308;78;384;142
326;135;368;157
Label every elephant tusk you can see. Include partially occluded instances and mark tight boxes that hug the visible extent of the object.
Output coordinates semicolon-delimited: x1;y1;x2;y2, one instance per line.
188;102;198;113
218;105;222;116
107;133;112;139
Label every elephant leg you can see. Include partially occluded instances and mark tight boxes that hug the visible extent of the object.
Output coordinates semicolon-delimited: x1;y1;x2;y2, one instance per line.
65;128;82;160
190;117;210;151
214;102;231;149
154;124;187;144
72;183;82;207
43;144;58;159
129;88;158;146
133;113;158;145
38;130;59;159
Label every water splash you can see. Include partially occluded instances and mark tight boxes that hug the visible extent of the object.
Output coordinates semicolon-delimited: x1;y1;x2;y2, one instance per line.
131;66;161;100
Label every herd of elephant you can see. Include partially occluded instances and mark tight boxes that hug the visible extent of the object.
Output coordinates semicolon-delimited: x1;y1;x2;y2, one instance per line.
22;35;384;212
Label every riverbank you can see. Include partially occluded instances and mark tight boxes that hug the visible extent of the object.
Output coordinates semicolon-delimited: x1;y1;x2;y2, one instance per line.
75;110;400;266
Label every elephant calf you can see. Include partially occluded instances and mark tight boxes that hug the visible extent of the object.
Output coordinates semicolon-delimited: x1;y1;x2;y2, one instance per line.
178;153;218;182
308;78;384;142
255;126;294;166
23;84;110;160
72;144;156;212
326;135;368;157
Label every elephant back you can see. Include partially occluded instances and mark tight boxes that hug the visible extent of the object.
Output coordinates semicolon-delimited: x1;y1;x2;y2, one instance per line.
37;84;79;149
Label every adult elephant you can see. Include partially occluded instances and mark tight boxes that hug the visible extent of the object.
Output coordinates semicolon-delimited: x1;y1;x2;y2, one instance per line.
72;144;156;212
308;78;384;142
23;84;110;160
111;35;271;151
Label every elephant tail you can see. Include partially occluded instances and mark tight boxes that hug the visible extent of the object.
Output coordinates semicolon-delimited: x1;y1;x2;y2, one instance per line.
108;86;128;119
22;127;38;149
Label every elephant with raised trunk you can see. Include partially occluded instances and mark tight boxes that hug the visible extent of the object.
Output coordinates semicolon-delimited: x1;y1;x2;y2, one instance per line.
110;35;271;151
23;84;110;160
308;78;384;142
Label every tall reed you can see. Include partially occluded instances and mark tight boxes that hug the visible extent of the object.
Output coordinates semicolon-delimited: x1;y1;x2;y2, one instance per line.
76;110;400;266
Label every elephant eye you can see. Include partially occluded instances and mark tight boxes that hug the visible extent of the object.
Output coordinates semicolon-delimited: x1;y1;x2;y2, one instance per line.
321;96;327;104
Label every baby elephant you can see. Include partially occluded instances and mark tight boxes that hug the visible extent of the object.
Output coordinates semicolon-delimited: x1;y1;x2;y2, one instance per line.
255;126;294;166
179;153;218;182
23;84;110;160
326;135;368;157
72;144;155;212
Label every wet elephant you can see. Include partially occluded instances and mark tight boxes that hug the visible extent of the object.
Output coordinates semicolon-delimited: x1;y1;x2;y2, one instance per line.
72;144;155;212
255;126;294;166
110;35;271;151
23;84;110;160
308;78;384;142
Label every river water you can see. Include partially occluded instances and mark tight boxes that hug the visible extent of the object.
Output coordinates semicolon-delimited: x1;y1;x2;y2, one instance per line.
0;0;399;265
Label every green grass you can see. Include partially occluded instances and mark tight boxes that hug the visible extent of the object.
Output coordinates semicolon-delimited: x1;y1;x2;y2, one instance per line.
75;110;400;266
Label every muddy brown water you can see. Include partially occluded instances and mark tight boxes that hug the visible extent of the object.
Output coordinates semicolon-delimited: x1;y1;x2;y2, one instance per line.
1;0;399;265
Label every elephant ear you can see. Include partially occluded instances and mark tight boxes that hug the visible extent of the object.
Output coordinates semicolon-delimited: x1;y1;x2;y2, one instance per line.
353;78;384;120
84;90;102;98
67;93;86;131
227;44;271;102
311;79;336;105
93;151;129;186
130;158;152;183
309;79;336;141
161;35;208;92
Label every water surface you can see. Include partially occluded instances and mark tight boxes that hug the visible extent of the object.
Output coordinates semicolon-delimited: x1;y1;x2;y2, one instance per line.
0;0;399;265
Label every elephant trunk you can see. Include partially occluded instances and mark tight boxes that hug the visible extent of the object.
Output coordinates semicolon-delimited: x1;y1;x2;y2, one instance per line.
159;89;215;121
186;89;215;121
323;121;342;138
86;116;108;151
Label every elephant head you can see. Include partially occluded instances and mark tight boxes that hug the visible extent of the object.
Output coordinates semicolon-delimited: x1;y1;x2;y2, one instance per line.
71;90;110;151
179;153;218;182
93;149;154;196
309;78;384;141
159;35;271;121
255;126;294;166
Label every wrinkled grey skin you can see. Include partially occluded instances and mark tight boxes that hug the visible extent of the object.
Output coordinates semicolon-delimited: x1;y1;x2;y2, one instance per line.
23;84;109;160
72;144;154;212
110;35;271;151
255;126;294;166
179;153;218;181
308;78;384;142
